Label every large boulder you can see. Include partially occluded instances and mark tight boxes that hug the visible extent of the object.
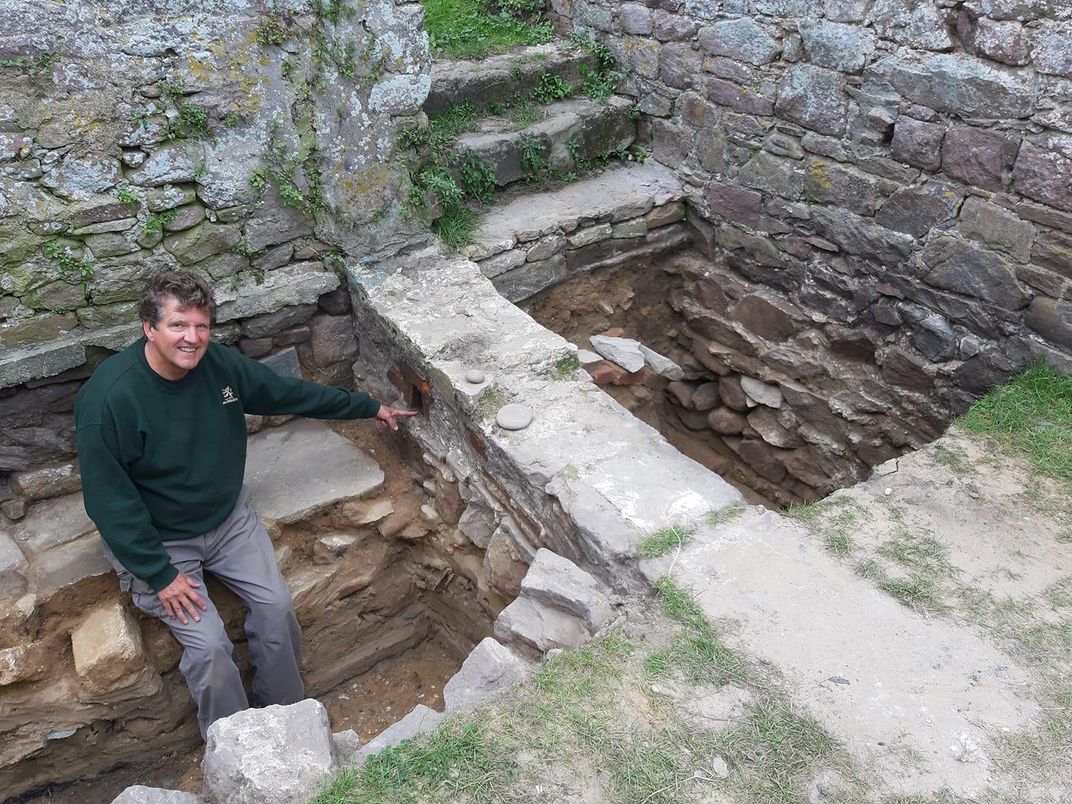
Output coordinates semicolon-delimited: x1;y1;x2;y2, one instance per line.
201;699;337;804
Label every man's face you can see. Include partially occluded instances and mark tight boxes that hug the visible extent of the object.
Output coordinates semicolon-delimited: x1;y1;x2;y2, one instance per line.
143;297;211;380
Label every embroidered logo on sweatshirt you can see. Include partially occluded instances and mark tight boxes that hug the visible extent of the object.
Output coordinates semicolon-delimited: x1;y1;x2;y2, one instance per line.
221;386;238;405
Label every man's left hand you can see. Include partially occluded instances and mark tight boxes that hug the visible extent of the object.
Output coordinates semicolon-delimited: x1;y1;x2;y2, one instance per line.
374;404;418;431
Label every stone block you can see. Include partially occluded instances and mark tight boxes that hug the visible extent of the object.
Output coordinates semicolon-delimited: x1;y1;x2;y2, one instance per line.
355;705;443;767
520;549;614;631
1032;231;1072;278
1034;29;1072;79
747;407;801;448
11;462;80;501
706;76;775;116
810;207;914;265
246;419;384;524
775;65;847;137
705;181;762;227
34;533;112;598
804;160;883;216
737;439;788;483
881;347;933;392
869;52;1037;119
482;517;534;603
958;16;1028;66
215;263;338;324
942;127;1019;193
71;601;162;704
620;3;653;35
202;699;335;804
309;314;358;367
493;596;590;653
443;637;529;714
331;729;362;767
162;222;241;266
1014;137;1072;213
719;374;752;411
921;237;1030;311
740;152;805;201
868;0;954;50
494;254;568;303
876;181;963;239
590;335;646;372
1026;298;1072;349
0;641;49;686
799;20;877;74
741;376;784;408
127;142;203;187
958;197;1035;263
708;406;748;434
14;492;96;555
240;304;317;339
0;339;86;390
698;19;780;65
111;787;202;804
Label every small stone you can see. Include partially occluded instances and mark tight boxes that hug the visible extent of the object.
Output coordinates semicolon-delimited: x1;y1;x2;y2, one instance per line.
576;349;601;364
873;459;898;476
711;756;730;778
740;376;783;408
590;335;646;372
496;404;533;431
638;344;684;380
465;369;486;384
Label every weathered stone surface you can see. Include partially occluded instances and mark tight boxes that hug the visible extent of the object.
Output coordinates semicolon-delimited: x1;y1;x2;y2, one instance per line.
708;406;748;434
799;20;876;74
309;313;358;366
741;376;783;408
590;335;646;372
127;142;202;187
0;642;49;686
706;75;775;116
41;155;123;201
71;601;162;704
959;16;1028;66
1032;231;1072;278
355;705;443;766
881;347;933;392
620;3;653;35
719;374;752;411
246;419;384;524
747;406;801;448
870;52;1037;119
958;197;1034;263
162;222;241;266
1026;298;1072;349
921;237;1030;311
11;462;81;501
638;344;684;379
443;637;528;713
494;255;569;303
111;787;202;804
737;438;789;483
705;181;762;226
458;502;496;549
146;185;197;213
805;160;883;215
240;304;317;339
739;152;805;200
1014;138;1072;213
868;0;954;50
810;207;914;265
692;381;721;411
202;699;335;804
215;264;338;324
520;548;614;631
910;312;958;362
876;181;963;239
494;595;590;653
1034;29;1072;79
775;65;847;136
0;339;86;391
941;127;1019;193
698;19;780;65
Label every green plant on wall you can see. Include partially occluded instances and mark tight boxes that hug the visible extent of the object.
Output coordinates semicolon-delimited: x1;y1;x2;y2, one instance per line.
43;241;94;281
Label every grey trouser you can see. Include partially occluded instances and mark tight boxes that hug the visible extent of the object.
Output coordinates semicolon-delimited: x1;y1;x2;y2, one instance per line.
103;487;303;738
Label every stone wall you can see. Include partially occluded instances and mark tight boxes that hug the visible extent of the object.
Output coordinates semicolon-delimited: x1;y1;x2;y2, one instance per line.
0;0;433;517
548;0;1072;475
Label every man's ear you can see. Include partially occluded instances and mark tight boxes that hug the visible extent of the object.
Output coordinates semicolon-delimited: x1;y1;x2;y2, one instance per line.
143;319;153;340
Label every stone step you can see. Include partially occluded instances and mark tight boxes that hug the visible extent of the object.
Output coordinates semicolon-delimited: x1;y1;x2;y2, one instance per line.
461;160;688;302
425;42;599;117
450;95;636;192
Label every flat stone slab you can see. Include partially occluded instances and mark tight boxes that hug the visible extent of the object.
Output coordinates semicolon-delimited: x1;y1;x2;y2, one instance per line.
355;704;444;766
443;637;530;714
642;507;1039;798
13;493;96;557
245;419;384;523
468;161;683;255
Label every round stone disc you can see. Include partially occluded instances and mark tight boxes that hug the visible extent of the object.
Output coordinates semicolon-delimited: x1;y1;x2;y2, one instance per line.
496;403;533;431
465;369;486;384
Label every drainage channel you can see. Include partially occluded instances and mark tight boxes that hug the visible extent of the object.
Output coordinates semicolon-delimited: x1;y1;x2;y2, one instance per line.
5;419;498;802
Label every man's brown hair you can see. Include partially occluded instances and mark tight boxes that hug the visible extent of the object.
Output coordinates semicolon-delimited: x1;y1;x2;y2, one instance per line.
138;271;216;327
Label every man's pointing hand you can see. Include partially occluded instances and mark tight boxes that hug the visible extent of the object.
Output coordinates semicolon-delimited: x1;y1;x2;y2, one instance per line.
374;404;418;431
158;572;207;624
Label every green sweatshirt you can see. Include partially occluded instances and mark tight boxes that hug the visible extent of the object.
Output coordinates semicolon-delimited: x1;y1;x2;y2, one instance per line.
75;338;380;592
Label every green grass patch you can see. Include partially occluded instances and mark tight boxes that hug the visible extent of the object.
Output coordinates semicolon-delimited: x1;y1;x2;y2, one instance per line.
710;697;846;804
878;530;952;577
638;524;695;558
399;103;477;151
959;363;1072;491
787;495;866;558
313;721;514;803
929;442;977;476
707;501;747;527
420;0;553;59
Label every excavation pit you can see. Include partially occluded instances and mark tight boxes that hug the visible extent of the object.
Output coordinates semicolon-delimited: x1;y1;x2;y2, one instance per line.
4;418;505;802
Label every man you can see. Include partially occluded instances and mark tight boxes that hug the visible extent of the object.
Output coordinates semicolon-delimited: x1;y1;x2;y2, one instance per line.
75;270;415;738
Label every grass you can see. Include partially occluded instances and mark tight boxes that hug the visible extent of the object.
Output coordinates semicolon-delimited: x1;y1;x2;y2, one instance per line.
638;524;695;558
420;0;553;59
787;495;866;557
929;442;976;476
959;363;1072;492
